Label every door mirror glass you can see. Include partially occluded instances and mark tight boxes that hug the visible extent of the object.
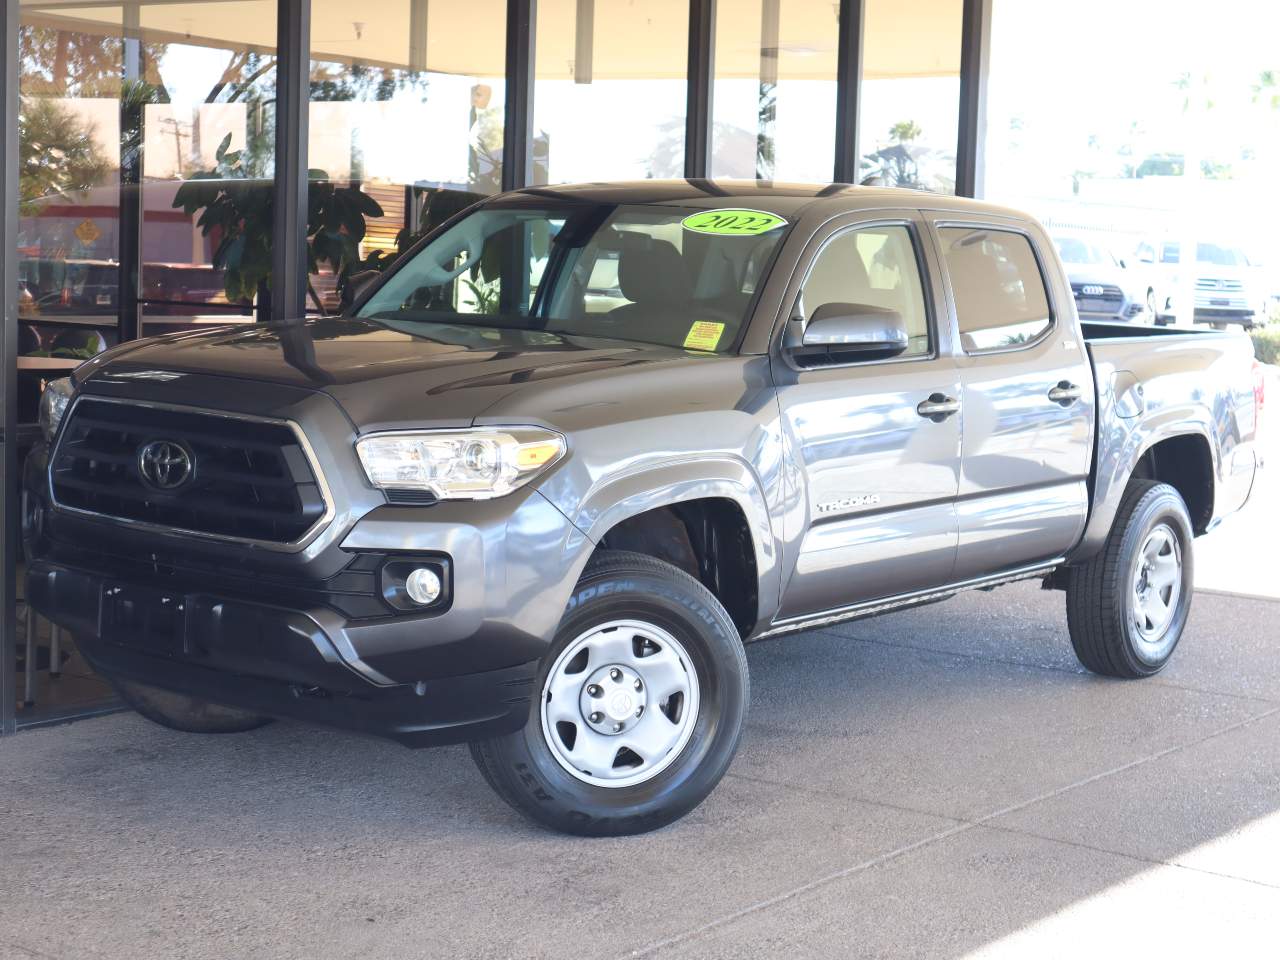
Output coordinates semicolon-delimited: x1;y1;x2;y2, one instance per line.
799;303;909;354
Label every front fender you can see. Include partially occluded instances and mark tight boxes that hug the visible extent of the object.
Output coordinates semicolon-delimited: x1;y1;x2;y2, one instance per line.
569;455;782;633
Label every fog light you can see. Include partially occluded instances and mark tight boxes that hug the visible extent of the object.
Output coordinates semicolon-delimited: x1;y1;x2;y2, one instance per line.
405;567;442;605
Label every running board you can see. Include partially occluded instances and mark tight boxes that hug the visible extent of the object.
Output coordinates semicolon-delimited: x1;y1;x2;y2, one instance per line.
755;559;1066;640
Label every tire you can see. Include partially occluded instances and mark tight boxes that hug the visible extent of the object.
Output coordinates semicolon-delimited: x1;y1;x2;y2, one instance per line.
113;678;275;734
470;550;749;837
1066;480;1194;678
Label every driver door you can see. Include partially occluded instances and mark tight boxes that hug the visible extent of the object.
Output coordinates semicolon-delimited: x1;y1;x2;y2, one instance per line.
772;212;962;620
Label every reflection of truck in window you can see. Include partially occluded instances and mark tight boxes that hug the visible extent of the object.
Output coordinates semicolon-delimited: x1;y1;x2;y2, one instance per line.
26;183;1264;837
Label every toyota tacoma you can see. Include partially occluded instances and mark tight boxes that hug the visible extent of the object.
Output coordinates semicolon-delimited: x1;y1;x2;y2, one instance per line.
25;182;1265;836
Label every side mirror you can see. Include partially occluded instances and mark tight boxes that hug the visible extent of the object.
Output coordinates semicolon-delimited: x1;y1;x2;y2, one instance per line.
1118;258;1128;269
789;302;909;356
341;269;381;312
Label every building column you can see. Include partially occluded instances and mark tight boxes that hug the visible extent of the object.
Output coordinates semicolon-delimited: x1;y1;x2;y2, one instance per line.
270;0;312;322
684;0;715;179
833;0;865;184
502;0;536;190
956;0;992;198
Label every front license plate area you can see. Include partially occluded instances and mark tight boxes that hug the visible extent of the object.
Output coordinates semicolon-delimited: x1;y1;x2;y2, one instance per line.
101;583;185;657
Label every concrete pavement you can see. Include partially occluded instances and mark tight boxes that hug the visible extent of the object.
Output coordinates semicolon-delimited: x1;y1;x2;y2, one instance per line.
3;576;1279;959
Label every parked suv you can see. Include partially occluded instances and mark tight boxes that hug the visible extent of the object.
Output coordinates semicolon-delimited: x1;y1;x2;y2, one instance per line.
26;183;1262;836
1053;233;1147;323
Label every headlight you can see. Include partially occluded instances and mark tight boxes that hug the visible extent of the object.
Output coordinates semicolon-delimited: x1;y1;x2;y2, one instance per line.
39;377;75;443
356;428;566;500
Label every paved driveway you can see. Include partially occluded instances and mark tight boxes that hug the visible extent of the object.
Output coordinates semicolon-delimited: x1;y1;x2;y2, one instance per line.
3;576;1279;960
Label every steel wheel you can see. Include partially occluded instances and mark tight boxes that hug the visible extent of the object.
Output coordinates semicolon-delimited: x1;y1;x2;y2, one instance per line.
540;618;700;788
1131;522;1182;657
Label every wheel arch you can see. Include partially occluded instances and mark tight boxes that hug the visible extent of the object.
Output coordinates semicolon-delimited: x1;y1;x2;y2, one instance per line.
572;458;781;637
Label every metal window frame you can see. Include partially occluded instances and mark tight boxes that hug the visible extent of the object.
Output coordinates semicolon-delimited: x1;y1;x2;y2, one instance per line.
0;0;996;737
833;0;865;184
684;0;715;178
271;0;311;322
956;0;992;198
502;0;536;190
2;0;18;737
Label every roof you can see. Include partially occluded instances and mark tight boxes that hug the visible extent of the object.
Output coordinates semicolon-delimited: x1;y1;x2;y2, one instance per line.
506;180;1036;223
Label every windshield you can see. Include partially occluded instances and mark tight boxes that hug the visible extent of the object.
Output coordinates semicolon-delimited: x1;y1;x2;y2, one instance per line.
1055;237;1113;266
1196;243;1249;266
357;203;790;353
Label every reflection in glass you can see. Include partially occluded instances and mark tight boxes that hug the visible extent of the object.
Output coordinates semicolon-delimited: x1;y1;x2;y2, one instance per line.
711;0;839;182
533;0;688;184
858;0;961;193
306;0;507;314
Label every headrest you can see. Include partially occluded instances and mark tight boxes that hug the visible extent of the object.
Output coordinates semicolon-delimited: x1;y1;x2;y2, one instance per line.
618;235;691;305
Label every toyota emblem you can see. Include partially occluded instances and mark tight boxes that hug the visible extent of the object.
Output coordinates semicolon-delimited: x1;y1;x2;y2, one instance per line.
138;440;194;490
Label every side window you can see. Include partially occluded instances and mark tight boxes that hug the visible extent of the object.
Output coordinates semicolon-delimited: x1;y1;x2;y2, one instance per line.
800;224;931;360
1161;242;1181;264
938;227;1052;353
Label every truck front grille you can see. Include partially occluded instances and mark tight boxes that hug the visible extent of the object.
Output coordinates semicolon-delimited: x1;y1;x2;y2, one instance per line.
50;397;330;546
1196;278;1244;292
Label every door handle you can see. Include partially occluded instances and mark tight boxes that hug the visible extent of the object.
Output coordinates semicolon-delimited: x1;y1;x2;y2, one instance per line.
1047;381;1083;406
917;393;961;422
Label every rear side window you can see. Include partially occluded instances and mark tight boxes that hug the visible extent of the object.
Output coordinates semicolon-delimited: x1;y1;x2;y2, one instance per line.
938;228;1052;352
800;225;931;361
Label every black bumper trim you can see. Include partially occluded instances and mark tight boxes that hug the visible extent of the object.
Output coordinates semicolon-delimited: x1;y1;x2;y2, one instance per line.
25;562;537;747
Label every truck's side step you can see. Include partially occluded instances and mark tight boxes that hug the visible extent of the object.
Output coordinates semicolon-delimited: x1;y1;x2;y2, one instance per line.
754;559;1065;640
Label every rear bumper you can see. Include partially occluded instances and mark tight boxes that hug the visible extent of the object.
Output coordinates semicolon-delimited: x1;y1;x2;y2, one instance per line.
26;560;538;747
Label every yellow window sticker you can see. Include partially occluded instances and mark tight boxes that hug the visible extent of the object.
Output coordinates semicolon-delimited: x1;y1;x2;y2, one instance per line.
683;321;726;352
681;209;787;236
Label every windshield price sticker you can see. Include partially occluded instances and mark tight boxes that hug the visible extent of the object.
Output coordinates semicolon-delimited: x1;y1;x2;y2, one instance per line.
683;321;726;352
682;209;787;237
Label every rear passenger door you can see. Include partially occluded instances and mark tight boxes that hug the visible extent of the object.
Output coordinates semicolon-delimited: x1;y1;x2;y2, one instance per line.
927;216;1094;579
771;212;962;620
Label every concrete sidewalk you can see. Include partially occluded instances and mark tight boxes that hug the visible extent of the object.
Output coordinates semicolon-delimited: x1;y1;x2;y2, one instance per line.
3;577;1279;959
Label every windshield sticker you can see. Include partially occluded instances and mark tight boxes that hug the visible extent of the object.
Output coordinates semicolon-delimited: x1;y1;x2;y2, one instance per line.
681;209;787;237
683;321;726;352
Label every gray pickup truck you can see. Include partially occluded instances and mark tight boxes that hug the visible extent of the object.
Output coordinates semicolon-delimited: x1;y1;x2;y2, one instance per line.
25;182;1264;836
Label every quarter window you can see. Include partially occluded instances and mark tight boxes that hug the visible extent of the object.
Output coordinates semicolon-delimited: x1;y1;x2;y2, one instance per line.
800;225;931;361
939;228;1052;352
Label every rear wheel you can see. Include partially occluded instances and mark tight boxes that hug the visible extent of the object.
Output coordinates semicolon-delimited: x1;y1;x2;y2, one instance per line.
470;550;749;837
113;678;275;734
1066;480;1194;678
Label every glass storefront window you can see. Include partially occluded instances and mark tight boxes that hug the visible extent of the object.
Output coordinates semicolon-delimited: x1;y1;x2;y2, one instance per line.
985;0;1280;327
532;0;688;185
710;0;839;182
858;0;962;193
18;3;126;423
137;2;278;331
306;0;507;314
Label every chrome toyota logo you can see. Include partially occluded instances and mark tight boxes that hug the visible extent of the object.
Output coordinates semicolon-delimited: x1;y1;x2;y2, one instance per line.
137;440;194;490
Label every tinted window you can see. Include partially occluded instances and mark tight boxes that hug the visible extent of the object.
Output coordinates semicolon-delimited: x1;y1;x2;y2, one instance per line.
800;225;930;360
939;228;1052;352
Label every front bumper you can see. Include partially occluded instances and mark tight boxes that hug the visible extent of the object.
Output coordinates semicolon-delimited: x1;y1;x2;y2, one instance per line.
23;388;595;746
25;559;538;747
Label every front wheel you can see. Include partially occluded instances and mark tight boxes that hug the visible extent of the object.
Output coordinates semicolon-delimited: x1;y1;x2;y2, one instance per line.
1065;480;1194;678
470;551;749;836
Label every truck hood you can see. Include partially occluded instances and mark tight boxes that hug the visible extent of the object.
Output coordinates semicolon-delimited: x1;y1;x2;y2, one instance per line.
85;316;698;429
